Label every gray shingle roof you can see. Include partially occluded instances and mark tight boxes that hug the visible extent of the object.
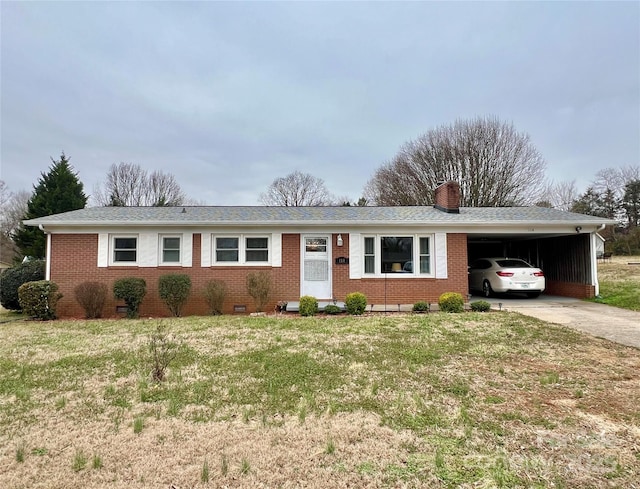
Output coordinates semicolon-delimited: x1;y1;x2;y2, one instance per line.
24;205;614;227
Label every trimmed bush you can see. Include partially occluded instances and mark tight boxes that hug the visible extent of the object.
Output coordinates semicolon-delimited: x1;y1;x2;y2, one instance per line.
113;277;146;319
324;304;342;315
412;301;430;313
299;295;318;317
0;259;45;310
470;300;491;312
158;274;192;317
74;281;108;319
18;280;62;320
438;292;464;313
203;279;227;315
246;271;272;312
345;292;367;315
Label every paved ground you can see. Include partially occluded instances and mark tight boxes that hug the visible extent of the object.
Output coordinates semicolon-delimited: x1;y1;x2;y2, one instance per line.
475;294;640;349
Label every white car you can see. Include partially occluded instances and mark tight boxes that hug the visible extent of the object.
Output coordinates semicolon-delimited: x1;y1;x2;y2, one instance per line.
468;257;545;298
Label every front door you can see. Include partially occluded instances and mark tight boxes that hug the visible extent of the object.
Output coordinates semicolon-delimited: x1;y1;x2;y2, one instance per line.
301;235;332;299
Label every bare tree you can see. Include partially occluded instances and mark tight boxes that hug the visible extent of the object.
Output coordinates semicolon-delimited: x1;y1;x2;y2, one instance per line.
0;181;29;264
0;180;30;238
540;179;579;211
592;165;640;199
93;163;186;206
364;116;547;207
259;171;334;206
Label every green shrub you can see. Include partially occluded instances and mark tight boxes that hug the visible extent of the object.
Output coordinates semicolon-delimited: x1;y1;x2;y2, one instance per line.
113;277;146;319
18;280;62;320
470;300;491;312
158;274;191;317
0;259;45;310
246;271;272;312
345;292;367;315
74;281;108;319
324;304;342;315
412;301;430;312
299;295;318;317
438;292;464;313
203;279;227;315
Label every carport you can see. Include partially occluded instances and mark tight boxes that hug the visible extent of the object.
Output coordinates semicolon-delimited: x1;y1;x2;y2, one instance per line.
467;230;603;298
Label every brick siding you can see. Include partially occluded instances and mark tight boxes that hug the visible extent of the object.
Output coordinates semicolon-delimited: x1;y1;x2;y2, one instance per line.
48;231;589;317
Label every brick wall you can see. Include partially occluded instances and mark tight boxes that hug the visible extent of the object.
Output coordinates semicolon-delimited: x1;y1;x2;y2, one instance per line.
545;280;596;299
49;232;470;318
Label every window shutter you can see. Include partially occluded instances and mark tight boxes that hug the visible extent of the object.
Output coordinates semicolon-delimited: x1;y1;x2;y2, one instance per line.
271;233;282;267
97;233;108;268
182;233;193;267
435;232;448;279
201;233;211;267
349;233;361;279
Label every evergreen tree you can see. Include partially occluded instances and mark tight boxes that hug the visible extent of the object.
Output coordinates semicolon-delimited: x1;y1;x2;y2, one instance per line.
622;179;640;228
13;152;87;258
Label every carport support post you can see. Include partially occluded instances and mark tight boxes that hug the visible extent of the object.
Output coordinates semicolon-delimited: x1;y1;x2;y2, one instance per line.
591;232;600;296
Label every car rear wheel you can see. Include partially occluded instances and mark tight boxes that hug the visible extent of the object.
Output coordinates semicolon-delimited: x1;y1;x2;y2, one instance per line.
482;280;493;298
526;292;540;298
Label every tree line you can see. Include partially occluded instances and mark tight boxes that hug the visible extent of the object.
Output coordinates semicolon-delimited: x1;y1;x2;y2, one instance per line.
2;115;639;262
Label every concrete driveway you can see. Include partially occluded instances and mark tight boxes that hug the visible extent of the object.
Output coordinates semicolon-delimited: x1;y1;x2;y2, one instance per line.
473;294;640;349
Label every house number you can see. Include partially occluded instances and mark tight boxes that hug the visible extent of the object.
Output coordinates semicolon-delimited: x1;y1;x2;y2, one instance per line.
335;257;349;265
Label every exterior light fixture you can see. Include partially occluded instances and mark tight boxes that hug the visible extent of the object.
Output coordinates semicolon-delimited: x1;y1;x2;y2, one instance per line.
337;234;343;246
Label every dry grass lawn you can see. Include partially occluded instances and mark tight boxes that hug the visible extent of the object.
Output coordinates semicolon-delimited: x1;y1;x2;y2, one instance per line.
594;255;640;311
1;309;639;489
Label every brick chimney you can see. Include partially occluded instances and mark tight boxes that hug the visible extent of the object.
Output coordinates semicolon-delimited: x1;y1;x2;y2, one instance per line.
434;181;461;214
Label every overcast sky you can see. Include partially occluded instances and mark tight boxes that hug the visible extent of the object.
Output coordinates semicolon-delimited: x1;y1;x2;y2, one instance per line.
1;1;639;206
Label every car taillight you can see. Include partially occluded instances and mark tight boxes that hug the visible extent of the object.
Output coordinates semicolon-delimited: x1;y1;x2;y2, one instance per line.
534;271;544;277
496;271;514;277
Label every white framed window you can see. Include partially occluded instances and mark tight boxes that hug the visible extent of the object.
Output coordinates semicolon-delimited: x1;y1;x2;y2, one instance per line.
213;235;270;265
160;235;181;265
111;235;138;265
361;234;434;277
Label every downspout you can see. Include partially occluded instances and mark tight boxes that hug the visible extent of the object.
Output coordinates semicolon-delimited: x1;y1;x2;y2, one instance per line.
591;224;606;297
39;224;51;281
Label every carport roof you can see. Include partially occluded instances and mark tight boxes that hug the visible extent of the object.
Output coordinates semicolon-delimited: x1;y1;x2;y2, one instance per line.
25;205;615;228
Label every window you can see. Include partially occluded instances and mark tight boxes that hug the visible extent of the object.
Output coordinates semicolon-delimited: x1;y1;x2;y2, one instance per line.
161;236;181;264
113;237;137;263
364;237;375;274
213;235;270;265
419;237;430;273
246;237;269;262
216;237;239;262
362;234;433;276
381;236;413;273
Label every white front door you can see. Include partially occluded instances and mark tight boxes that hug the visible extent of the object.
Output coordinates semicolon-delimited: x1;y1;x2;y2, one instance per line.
301;235;332;299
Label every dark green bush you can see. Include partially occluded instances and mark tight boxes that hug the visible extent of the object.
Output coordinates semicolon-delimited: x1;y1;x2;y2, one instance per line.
412;301;430;312
470;300;491;312
113;277;146;319
18;280;62;320
438;292;464;313
345;292;367;315
323;304;342;315
299;295;318;317
74;281;108;319
246;271;272;312
203;279;227;315
158;274;192;317
0;259;45;310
